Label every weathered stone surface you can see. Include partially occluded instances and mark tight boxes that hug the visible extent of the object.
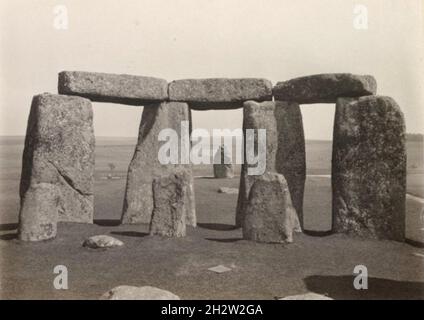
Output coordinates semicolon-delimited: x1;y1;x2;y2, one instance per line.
242;172;301;243
58;71;168;105
236;101;305;227
332;96;406;241
18;94;94;241
169;78;272;109
100;286;180;300
83;235;124;248
273;73;377;103
121;102;195;226
18;183;58;241
279;292;333;300
149;171;188;237
213;145;234;178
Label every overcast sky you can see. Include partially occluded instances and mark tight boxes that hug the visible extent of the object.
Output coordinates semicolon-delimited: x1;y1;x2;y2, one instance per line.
0;0;423;139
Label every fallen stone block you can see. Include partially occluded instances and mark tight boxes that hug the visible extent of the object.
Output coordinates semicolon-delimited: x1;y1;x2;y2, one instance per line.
332;96;406;241
18;94;95;242
168;78;272;109
83;235;124;249
58;71;168;105
242;172;301;243
218;187;239;194
273;73;377;103
100;286;180;300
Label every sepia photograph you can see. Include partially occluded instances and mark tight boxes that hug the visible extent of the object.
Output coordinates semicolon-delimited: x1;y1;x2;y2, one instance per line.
0;0;423;307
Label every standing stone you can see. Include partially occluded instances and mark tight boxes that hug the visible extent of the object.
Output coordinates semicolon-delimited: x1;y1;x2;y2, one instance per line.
18;94;94;241
243;172;301;243
149;171;188;237
273;73;377;103
236;101;305;227
332;96;406;241
58;71;168;105
275;101;306;226
213;145;234;178
169;78;272;109
121;102;196;226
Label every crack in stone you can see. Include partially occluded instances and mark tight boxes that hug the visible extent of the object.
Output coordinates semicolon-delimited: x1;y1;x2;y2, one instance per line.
47;160;92;196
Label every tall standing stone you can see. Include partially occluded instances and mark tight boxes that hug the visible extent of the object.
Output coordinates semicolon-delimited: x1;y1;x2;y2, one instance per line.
149;171;188;237
19;94;95;241
213;145;234;178
243;172;301;243
275;101;306;226
121;102;196;226
332;96;406;241
236;101;305;227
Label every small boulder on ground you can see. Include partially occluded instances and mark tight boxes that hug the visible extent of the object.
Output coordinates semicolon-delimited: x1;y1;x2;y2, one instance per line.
83;235;124;249
279;292;333;300
100;286;180;300
218;187;239;194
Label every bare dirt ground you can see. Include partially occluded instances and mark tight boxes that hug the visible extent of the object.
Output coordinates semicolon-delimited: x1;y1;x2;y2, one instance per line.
0;137;423;299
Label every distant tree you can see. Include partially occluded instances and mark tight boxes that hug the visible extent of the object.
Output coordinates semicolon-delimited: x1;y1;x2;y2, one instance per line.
107;163;116;179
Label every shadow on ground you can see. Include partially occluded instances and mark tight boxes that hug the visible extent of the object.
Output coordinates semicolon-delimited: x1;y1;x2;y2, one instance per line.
304;275;424;299
110;231;149;238
198;223;238;231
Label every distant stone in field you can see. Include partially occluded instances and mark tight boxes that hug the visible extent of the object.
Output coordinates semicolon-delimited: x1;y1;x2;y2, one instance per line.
58;71;168;105
332;96;406;241
149;171;188;237
100;286;180;300
273;73;377;103
279;292;333;300
218;187;239;194
213;145;234;178
236;101;305;228
83;235;124;249
242;172;301;243
18;94;94;241
168;78;272;109
122;101;196;226
208;265;232;273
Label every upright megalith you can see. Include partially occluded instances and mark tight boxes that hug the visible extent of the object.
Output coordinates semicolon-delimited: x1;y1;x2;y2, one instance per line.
273;73;377;103
121;102;196;225
19;94;95;241
58;71;168;105
236;101;305;227
332;96;406;241
274;101;306;226
169;78;272;109
149;171;188;237
213;145;234;178
243;172;301;243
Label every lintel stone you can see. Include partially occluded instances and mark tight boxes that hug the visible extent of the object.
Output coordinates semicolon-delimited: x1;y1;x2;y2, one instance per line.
58;71;168;105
